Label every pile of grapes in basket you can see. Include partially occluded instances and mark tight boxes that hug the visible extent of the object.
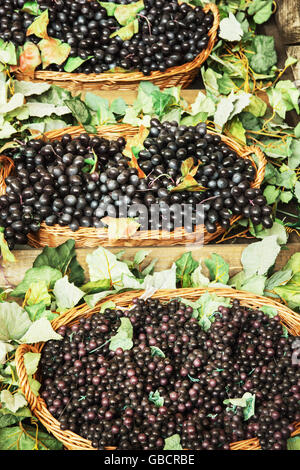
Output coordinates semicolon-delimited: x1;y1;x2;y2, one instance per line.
0;0;214;75
1;120;273;249
40;297;300;450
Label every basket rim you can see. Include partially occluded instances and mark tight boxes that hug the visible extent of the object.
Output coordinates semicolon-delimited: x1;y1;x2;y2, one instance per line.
14;3;220;84
0;124;267;247
5;124;266;248
15;287;300;451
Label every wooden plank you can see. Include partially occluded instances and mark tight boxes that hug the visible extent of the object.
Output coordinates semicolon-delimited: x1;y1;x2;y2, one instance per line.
259;13;296;72
287;45;300;86
80;88;200;103
2;243;300;288
275;0;300;45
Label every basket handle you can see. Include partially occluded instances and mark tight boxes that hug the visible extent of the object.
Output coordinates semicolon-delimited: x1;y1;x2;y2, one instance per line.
15;344;44;412
203;3;220;37
194;3;220;68
243;145;267;189
0;155;14;196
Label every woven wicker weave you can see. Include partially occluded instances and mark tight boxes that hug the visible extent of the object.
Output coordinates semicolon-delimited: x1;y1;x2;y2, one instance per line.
0;125;267;248
14;3;220;93
15;287;300;451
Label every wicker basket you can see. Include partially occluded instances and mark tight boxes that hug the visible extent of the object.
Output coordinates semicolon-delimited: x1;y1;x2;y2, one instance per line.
0;124;267;248
14;3;220;93
15;287;300;451
0;125;267;248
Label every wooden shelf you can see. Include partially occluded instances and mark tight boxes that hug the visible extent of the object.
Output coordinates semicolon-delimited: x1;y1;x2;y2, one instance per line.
2;243;300;287
2;84;299;281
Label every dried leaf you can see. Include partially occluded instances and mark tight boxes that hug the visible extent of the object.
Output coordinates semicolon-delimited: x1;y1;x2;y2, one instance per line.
129;154;146;178
123;125;148;177
38;38;70;69
170;174;206;192
123;126;149;158
181;157;201;178
101;217;140;240
14;42;41;74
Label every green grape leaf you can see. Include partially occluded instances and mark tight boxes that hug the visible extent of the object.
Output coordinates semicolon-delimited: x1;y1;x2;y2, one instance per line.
33;240;85;286
0;230;15;264
204;254;229;284
110;18;139;41
0;424;63;450
22;1;42;16
53;276;85;312
149;390;164;407
109;317;133;351
64;55;93;73
249;35;277;74
175;252;199;288
11;266;62;298
150;346;165;358
163;434;183;450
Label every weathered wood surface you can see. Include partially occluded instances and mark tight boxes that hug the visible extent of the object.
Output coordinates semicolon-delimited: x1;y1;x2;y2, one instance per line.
276;0;300;45
287;45;300;86
2;243;300;287
81;88;199;103
261;2;300;85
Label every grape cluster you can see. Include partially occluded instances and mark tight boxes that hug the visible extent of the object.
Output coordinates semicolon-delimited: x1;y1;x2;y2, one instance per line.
0;0;32;45
0;0;214;75
138;120;273;233
115;0;213;76
1;120;273;248
0;133;129;248
39;298;300;450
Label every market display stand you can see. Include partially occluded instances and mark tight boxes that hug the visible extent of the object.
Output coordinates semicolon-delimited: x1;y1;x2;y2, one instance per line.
3;243;300;287
5;7;299;288
6;77;299;285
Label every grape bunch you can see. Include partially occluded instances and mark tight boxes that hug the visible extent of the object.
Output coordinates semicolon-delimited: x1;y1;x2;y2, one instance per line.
1;120;273;249
114;0;214;76
39;297;300;450
0;0;33;45
0;133;129;248
0;0;214;75
138;120;273;233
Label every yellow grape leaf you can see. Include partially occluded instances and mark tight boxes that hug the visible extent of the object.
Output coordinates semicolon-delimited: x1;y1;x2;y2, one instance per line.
123;125;149;159
38;38;71;69
110;19;139;41
24;280;51;307
26;9;49;39
114;0;144;26
102;217;140;240
0;231;15;264
123;125;149;178
28;128;44;137
170;174;206;192
181;158;201;178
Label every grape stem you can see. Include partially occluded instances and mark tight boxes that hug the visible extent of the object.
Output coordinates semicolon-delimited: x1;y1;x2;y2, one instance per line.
138;14;152;36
